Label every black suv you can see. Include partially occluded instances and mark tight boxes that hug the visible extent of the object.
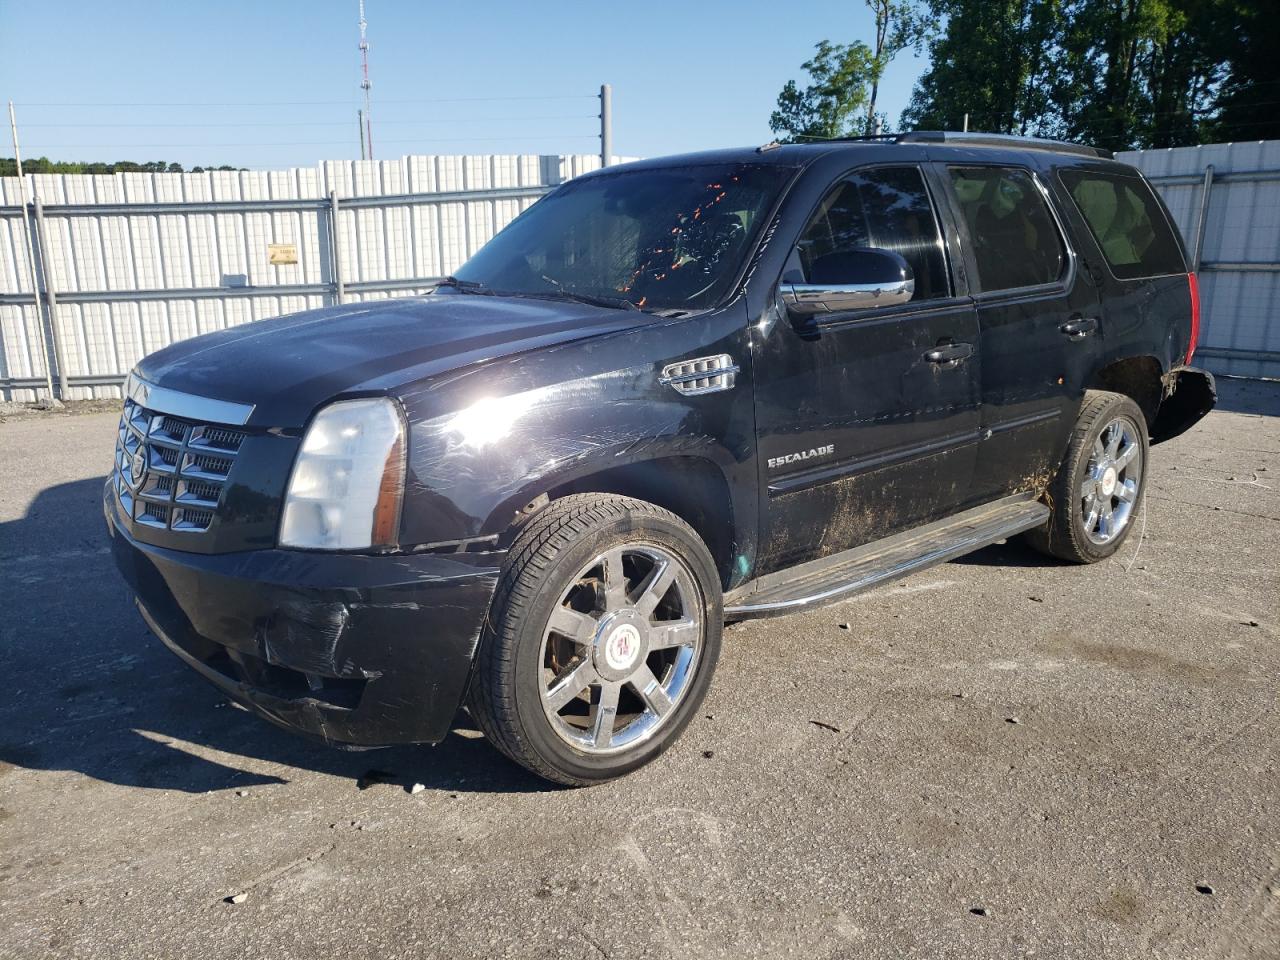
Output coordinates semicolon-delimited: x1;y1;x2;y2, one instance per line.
106;132;1215;785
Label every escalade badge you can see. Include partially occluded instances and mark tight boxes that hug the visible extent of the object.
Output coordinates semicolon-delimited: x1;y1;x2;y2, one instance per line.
767;444;834;470
129;446;148;486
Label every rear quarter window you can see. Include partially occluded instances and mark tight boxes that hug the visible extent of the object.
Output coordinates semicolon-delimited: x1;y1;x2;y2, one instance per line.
1059;169;1186;280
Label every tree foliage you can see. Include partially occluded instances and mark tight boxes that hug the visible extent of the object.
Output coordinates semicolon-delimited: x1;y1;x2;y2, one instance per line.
901;0;1062;137
0;158;242;177
770;40;879;141
770;1;927;141
901;0;1262;150
1210;0;1280;141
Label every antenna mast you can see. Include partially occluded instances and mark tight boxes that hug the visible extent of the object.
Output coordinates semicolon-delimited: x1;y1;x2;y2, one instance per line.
358;0;373;160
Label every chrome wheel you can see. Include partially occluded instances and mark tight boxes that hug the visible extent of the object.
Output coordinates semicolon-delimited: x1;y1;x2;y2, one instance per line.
1081;416;1143;544
538;544;703;755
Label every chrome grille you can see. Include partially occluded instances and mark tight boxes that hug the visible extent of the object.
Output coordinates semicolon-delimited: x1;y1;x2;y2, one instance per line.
112;398;245;534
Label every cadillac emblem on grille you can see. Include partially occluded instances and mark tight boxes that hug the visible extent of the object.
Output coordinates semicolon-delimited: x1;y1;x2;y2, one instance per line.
129;446;148;485
113;397;246;534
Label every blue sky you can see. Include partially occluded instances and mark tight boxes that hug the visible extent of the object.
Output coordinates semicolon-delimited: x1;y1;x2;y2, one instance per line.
0;0;928;170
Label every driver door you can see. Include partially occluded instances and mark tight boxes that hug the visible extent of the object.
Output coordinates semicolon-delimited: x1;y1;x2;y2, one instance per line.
751;164;982;573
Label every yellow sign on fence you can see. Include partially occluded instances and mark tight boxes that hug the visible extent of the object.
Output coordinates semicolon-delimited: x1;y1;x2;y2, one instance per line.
267;243;299;265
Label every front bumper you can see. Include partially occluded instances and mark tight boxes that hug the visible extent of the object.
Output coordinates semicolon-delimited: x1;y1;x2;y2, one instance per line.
105;483;502;747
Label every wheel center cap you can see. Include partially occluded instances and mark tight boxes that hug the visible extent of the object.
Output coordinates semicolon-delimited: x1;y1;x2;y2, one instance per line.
593;612;649;681
1100;466;1118;497
603;623;642;673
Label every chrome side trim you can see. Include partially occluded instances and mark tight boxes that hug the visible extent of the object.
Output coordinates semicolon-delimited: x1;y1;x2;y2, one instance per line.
767;426;983;497
659;355;739;396
126;372;255;426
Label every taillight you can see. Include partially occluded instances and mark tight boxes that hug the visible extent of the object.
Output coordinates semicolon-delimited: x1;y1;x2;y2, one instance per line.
1186;272;1201;364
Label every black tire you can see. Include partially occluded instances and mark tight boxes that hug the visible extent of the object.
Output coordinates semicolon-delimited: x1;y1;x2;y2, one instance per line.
468;493;722;786
1026;389;1149;563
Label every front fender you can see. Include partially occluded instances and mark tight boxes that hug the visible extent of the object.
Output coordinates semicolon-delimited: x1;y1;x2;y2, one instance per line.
392;306;758;552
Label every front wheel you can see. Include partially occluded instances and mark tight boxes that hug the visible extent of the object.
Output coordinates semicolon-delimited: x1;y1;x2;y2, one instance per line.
468;494;722;785
1026;389;1149;563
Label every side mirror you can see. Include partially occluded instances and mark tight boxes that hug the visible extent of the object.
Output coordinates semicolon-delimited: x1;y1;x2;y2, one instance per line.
782;248;915;316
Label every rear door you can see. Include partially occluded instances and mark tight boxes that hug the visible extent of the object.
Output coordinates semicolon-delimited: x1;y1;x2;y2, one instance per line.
937;162;1103;499
752;164;981;573
1054;165;1194;365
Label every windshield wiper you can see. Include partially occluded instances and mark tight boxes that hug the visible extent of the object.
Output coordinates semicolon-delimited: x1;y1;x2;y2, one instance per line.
436;275;493;294
538;275;639;312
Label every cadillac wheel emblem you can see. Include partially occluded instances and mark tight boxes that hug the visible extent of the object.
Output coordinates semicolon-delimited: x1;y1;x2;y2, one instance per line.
129;446;148;486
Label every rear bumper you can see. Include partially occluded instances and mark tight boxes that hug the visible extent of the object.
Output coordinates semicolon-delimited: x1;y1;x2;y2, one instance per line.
1152;366;1217;444
105;483;502;747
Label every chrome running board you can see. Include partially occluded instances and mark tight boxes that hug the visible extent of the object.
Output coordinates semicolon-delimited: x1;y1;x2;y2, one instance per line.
724;494;1049;619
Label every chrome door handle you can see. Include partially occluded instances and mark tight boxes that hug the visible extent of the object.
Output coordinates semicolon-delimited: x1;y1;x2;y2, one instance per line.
1060;317;1099;339
924;342;974;369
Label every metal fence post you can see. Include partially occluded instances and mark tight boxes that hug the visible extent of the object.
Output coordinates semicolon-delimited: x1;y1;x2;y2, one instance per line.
1191;164;1214;273
31;197;70;398
599;84;612;168
329;190;345;304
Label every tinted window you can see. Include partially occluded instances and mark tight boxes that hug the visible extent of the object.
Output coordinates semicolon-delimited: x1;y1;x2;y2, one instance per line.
454;162;793;312
1059;169;1185;279
948;167;1065;291
796;166;950;301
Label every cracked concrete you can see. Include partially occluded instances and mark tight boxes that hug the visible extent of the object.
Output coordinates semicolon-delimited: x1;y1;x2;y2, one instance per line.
1;378;1277;959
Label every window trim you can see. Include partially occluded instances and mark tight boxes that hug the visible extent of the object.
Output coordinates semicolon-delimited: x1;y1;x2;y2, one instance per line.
777;161;959;311
943;163;1078;301
1056;167;1188;284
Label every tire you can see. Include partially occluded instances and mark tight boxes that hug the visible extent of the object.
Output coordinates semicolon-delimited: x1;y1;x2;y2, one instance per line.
1026;390;1149;563
468;493;723;786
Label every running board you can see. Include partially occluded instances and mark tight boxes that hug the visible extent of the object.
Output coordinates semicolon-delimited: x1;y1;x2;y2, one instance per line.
724;494;1049;619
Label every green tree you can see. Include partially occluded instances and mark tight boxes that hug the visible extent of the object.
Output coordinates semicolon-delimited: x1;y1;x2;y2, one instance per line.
771;3;925;141
1210;0;1280;141
864;0;928;133
770;40;879;141
901;0;1066;136
1054;0;1233;149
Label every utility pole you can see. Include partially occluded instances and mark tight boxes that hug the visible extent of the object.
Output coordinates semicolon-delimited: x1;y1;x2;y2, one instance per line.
8;100;57;403
358;0;373;160
599;83;612;168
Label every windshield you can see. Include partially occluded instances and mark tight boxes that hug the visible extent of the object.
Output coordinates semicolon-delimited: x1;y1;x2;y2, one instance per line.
449;162;794;312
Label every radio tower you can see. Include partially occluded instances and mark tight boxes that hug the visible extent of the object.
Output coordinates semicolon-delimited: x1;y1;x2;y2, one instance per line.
358;0;373;160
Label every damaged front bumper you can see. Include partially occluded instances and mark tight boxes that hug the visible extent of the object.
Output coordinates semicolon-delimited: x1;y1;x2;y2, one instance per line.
105;484;501;747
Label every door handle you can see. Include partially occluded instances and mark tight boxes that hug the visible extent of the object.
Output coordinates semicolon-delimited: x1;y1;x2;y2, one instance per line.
923;342;974;369
1059;317;1099;339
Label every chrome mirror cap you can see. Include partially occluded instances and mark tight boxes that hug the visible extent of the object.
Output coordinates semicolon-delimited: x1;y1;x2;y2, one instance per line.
782;277;915;315
781;247;915;316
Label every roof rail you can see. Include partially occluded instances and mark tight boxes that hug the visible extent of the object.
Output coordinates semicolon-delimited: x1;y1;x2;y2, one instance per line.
896;130;1113;160
768;131;1114;160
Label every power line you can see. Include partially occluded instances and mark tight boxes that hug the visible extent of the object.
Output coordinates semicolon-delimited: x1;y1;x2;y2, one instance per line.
22;134;600;149
19;115;599;128
15;95;597;108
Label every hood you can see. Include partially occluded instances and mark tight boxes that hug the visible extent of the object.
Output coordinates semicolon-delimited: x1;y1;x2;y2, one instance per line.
135;294;652;427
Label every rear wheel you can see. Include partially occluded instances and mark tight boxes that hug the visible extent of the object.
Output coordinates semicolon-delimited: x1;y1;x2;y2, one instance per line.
1027;390;1149;563
469;494;722;785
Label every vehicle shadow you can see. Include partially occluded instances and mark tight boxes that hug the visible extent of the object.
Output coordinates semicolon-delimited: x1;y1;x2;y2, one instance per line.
0;475;553;795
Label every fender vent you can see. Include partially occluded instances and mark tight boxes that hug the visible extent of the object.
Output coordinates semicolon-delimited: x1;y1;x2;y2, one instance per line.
659;354;739;396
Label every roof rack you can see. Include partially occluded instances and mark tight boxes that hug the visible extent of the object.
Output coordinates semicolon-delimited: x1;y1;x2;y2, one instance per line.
798;130;1113;160
897;131;1113;159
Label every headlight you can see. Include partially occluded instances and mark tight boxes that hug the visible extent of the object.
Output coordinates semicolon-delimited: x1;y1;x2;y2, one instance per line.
279;398;406;550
